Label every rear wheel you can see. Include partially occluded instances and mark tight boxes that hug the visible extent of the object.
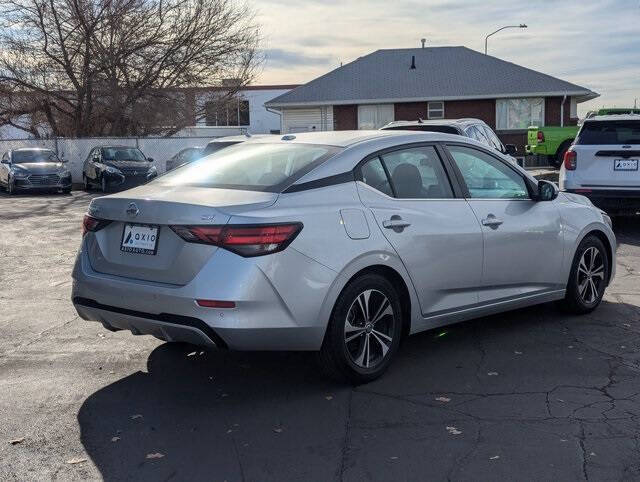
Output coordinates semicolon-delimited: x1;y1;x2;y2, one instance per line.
318;273;403;384
554;140;573;168
561;235;609;314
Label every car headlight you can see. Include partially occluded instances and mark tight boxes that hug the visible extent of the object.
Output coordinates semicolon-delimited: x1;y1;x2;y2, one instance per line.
60;170;72;178
147;165;157;177
105;166;121;175
11;168;29;179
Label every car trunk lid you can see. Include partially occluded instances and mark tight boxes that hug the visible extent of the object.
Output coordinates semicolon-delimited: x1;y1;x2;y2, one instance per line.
86;184;278;285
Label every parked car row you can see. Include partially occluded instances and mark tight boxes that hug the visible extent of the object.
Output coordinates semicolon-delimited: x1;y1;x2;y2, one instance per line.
1;148;72;194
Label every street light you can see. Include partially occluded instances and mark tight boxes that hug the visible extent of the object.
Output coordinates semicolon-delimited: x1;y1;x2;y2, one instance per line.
485;24;527;55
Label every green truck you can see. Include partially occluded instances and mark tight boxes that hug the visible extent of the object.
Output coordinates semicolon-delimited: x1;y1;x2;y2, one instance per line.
526;108;640;167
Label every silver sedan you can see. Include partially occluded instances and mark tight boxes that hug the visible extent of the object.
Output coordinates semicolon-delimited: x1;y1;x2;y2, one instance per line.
72;130;616;383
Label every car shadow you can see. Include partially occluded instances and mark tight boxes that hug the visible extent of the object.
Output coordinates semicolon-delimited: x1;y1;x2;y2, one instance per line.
76;298;637;481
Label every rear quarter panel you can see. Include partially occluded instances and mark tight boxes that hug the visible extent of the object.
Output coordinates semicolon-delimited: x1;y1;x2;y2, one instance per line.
227;182;422;335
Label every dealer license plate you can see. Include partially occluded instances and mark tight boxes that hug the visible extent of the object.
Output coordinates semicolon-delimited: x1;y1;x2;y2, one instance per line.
120;224;159;255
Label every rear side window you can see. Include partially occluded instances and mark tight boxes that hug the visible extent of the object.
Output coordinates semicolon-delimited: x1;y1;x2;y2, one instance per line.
360;146;453;199
577;121;640;145
157;143;340;192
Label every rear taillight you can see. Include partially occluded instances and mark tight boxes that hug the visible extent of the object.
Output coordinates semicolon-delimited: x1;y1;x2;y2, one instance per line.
82;215;111;236
537;131;545;143
564;150;577;170
170;223;303;257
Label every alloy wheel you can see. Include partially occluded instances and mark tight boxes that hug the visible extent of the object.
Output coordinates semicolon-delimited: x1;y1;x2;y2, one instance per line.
577;246;605;304
344;289;396;369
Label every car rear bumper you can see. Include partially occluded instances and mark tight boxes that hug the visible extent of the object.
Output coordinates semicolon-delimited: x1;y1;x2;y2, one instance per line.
564;188;640;214
71;239;335;350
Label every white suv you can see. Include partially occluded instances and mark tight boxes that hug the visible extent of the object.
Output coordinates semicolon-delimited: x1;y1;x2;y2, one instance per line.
560;115;640;215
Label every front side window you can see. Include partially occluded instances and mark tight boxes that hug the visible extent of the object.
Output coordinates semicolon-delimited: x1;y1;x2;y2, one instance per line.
577;120;640;145
496;98;544;130
157;143;340;192
448;145;528;199
358;104;394;129
381;146;453;199
427;101;444;119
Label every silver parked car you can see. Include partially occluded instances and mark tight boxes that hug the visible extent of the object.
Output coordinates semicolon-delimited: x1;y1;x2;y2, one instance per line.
72;131;616;383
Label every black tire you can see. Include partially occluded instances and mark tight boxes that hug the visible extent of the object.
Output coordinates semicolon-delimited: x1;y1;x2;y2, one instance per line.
555;140;573;168
317;273;403;384
62;187;72;194
101;176;108;193
83;175;90;191
561;235;609;314
6;177;13;195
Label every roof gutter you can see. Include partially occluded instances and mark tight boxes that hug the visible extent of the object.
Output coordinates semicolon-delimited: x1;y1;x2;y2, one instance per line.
265;90;599;108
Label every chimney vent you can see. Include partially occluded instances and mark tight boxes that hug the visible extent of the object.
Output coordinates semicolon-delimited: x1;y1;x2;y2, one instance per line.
410;55;416;69
421;38;426;48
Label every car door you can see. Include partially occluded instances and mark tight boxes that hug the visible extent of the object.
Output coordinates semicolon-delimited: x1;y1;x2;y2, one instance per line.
356;144;483;317
445;143;564;303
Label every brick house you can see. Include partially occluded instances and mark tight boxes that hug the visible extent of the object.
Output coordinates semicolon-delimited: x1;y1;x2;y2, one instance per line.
265;47;598;154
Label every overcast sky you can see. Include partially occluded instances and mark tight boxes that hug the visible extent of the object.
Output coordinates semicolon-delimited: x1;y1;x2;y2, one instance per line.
254;0;640;116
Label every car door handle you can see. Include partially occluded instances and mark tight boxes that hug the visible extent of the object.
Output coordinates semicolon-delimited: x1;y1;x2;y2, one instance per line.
382;216;411;230
481;215;503;227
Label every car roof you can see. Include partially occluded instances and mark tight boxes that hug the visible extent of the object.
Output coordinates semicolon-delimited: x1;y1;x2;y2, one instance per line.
585;114;640;122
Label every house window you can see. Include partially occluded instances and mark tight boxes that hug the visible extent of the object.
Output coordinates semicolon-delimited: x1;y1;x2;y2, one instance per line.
357;104;394;129
496;98;544;130
205;98;250;126
427;101;444;119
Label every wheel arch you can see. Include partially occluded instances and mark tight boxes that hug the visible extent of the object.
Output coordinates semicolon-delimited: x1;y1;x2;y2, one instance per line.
576;228;615;285
317;253;419;343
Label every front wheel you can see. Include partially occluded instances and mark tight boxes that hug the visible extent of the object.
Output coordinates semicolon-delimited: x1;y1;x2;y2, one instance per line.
561;235;609;314
101;176;108;193
318;273;403;384
6;177;14;195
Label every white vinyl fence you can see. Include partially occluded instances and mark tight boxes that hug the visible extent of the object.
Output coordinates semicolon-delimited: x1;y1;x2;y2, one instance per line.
0;135;229;182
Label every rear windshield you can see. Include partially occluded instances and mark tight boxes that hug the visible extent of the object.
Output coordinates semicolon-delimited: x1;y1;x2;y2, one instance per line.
102;147;146;161
577;121;640;145
13;150;59;163
383;125;460;135
156;143;340;192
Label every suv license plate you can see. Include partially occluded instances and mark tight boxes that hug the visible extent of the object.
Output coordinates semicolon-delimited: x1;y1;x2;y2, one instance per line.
121;224;159;255
614;159;638;171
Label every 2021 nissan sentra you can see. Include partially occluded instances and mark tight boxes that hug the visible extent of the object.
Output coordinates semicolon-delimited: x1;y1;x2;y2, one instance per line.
72;131;616;383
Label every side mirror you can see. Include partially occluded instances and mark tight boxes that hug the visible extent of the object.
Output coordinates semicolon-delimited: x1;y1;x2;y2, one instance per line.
60;158;68;163
504;144;517;156
537;180;559;201
147;157;154;163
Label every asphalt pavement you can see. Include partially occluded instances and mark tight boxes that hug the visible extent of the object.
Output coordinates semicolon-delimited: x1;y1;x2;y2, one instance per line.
2;190;640;481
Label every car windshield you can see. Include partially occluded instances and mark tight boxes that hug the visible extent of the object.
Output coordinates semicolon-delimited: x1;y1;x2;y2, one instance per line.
577;121;640;145
202;141;240;156
156;142;340;192
13;150;59;163
102;147;147;161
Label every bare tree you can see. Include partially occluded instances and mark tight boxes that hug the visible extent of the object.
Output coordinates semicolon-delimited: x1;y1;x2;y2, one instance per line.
0;0;261;137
